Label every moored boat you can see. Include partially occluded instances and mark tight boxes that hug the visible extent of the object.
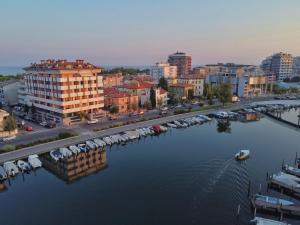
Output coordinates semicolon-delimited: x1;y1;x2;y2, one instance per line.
28;154;42;168
0;166;7;181
3;161;19;177
50;149;63;161
282;164;300;177
250;217;291;225
254;194;294;206
17;160;31;172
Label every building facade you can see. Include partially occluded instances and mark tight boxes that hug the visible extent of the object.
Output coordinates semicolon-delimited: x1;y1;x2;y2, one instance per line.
141;87;168;108
169;83;193;100
168;52;192;77
23;59;104;124
150;62;177;82
178;75;204;97
102;73;123;88
0;80;20;106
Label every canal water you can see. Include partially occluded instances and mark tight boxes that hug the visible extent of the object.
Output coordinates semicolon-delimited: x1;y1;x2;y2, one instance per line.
0;115;300;225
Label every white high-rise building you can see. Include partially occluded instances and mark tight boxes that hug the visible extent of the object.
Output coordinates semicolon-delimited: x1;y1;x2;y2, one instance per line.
150;62;177;82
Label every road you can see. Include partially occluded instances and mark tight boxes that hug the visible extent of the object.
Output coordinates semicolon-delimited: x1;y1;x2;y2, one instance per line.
0;103;243;164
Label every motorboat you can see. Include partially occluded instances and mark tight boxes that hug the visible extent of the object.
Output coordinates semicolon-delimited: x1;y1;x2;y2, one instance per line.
17;160;31;172
167;123;177;128
0;166;7;181
160;125;168;132
69;145;81;154
250;217;291;225
93;138;106;148
103;137;112;145
282;164;300;177
215;111;228;119
59;147;73;158
271;172;300;189
28;155;42;168
78;143;88;152
86;140;97;150
198;114;212;121
50;149;63;161
235;149;250;160
254;194;294;206
3;161;19;177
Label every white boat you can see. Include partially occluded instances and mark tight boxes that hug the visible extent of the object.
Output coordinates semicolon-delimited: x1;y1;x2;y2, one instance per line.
271;172;300;189
69;145;81;154
59;147;73;158
254;194;294;206
3;161;19;177
282;164;300;177
103;137;112;145
93;138;106;147
86;140;97;150
198;114;212;121
50;149;63;161
0;166;7;180
17;160;31;172
251;217;291;225
235;149;250;160
160;125;168;132
78;143;88;153
167;123;177;128
215;111;228;119
28;155;42;168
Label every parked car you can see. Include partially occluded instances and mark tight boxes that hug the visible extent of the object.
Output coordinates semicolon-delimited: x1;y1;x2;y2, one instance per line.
24;125;33;132
87;119;98;124
39;121;47;127
46;122;56;128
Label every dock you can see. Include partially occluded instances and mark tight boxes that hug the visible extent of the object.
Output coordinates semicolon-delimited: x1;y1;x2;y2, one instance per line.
251;197;300;218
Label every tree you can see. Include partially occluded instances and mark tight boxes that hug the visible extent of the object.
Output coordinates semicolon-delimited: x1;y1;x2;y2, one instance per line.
187;89;194;100
150;87;156;108
158;77;169;91
214;83;232;106
110;105;119;114
3;115;17;134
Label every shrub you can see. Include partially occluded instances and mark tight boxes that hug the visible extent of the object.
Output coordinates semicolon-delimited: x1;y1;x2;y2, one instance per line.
1;144;16;152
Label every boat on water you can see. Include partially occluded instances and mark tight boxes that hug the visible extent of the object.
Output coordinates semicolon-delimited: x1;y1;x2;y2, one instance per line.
28;155;42;168
167;123;177;128
86;140;97;150
59;147;73;158
50;149;63;161
93;138;106;148
271;172;300;188
160;125;168;132
254;194;294;206
78;143;88;152
103;137;112;145
3;161;19;177
69;145;81;154
0;166;7;181
17;160;31;172
250;217;291;225
235;149;250;160
282;164;300;177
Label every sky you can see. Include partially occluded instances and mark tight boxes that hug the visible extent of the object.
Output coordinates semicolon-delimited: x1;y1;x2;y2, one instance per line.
1;0;300;67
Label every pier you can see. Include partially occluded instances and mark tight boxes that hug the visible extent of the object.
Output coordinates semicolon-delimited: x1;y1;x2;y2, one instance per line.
264;112;300;129
268;176;300;198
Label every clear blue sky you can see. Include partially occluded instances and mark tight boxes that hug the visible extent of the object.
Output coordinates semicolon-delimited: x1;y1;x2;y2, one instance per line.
1;0;300;66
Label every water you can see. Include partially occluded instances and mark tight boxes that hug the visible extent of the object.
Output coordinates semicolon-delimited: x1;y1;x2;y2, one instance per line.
0;117;300;225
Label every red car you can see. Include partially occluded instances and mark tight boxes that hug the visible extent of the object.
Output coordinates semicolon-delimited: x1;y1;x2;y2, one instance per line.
24;125;33;132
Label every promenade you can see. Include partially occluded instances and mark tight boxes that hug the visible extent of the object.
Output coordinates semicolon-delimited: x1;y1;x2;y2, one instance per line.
0;104;243;164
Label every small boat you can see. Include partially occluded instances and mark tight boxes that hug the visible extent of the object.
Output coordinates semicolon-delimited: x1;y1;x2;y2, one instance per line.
271;172;300;189
17;160;31;172
282;164;300;177
3;161;19;177
0;166;7;181
152;125;161;134
93;138;106;147
28;155;42;168
69;145;81;154
86;140;97;150
103;137;112;145
160;125;168;132
78;143;88;153
167;123;177;128
59;147;73;158
235;149;250;160
254;194;294;206
250;217;291;225
50;149;63;161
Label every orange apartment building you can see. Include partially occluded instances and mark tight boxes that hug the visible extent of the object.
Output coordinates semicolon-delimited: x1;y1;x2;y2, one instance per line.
104;87;139;113
24;59;104;124
102;73;124;88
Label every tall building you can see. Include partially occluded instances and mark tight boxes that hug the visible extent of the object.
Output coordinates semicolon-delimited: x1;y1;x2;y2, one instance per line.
168;52;192;77
0;80;20;106
24;59;104;124
293;56;300;77
150;62;177;82
262;52;294;81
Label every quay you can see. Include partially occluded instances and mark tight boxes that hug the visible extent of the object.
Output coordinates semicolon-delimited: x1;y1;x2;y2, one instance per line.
251;196;300;218
264;112;300;129
0;104;243;164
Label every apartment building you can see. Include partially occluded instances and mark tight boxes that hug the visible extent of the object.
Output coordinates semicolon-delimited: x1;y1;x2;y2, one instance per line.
23;59;104;124
0;80;20;106
140;87;168;108
150;62;177;82
168;52;192;77
102;73;124;88
169;83;193;100
178;75;204;97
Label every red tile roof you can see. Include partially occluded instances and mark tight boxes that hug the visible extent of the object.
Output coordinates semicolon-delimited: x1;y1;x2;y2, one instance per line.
170;83;193;88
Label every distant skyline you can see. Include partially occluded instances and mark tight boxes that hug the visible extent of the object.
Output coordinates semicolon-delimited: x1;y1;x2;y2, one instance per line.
1;0;300;66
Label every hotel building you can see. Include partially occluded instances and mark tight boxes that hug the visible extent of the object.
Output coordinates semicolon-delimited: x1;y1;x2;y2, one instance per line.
168;52;192;77
24;59;104;124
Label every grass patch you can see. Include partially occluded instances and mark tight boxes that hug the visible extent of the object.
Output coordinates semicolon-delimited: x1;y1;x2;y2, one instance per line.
1;144;16;152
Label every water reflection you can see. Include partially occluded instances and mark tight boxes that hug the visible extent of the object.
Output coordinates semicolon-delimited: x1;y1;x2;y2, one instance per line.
41;148;107;183
217;119;231;133
0;182;6;192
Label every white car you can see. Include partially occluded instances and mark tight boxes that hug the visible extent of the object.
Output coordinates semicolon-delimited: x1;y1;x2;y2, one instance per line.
40;121;47;126
87;119;98;124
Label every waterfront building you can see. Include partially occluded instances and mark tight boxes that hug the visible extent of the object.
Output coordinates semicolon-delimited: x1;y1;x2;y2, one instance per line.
150;62;177;82
23;59;104;125
140;87;168;108
168;52;192;77
102;73;124;88
104;87;139;113
119;81;154;100
0;80;20;106
178;75;204;97
169;83;193;100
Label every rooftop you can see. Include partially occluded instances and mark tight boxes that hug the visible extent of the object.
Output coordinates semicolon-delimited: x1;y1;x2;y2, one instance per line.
170;83;193;88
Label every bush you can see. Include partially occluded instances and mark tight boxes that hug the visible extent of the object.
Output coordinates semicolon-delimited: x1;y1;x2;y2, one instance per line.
57;131;78;139
1;144;16;152
174;109;188;115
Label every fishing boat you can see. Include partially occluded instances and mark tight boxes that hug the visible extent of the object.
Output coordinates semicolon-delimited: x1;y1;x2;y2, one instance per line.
50;149;63;161
235;149;250;160
0;166;7;181
3;161;19;177
69;145;81;154
28;155;42;168
17;160;31;172
254;194;294;206
250;217;290;225
282;164;300;177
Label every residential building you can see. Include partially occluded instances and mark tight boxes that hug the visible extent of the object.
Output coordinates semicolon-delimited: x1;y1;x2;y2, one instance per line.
262;52;294;81
119;82;154;98
238;75;268;97
169;83;193;100
0;80;20;106
104;87;139;113
293;56;300;77
23;59;104;125
168;52;192;77
141;87;168;108
178;75;204;97
206;73;239;96
150;62;177;82
102;73;123;88
18;79;31;106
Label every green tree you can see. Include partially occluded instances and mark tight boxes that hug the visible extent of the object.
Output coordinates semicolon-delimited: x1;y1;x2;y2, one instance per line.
214;83;232;106
3;115;17;134
187;89;194;100
110;105;119;114
150;87;156;108
158;77;169;91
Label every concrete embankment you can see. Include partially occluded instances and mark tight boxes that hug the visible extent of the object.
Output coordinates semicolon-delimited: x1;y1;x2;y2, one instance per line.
264;112;300;129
